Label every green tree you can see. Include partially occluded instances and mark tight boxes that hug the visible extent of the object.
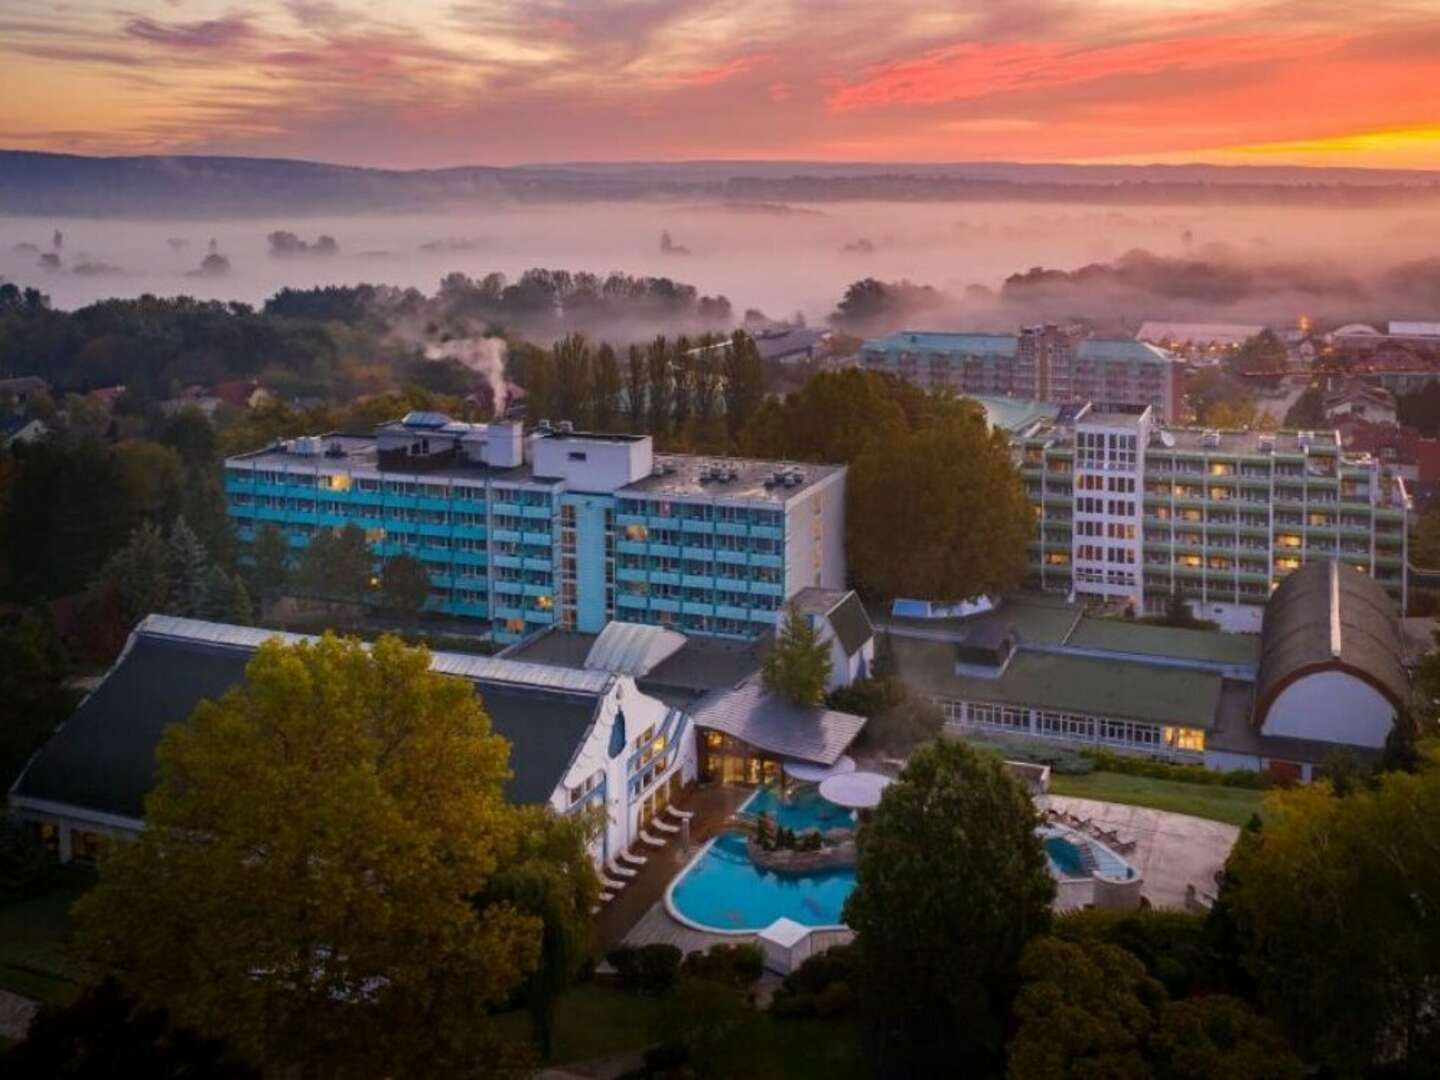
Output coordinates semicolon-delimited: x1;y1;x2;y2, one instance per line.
623;344;647;432
645;336;672;437
1231;329;1287;375
847;402;1031;603
74;635;543;1077
114;440;185;527
0;610;72;789
1223;759;1440;1073
297;523;373;605
474;810;599;1059
723;331;766;441
99;521;172;625
381;553;433;618
1006;937;1165;1078
761;604;833;706
593;343;622;432
166;516;210;617
843;738;1054;1074
1282;386;1326;429
1148;995;1303;1080
251;522;291;600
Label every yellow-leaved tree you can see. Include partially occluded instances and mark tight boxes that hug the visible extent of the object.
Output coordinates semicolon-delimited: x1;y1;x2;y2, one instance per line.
74;633;557;1077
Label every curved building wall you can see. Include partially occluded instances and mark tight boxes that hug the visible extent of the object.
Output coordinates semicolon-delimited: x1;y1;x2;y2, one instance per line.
1260;670;1394;748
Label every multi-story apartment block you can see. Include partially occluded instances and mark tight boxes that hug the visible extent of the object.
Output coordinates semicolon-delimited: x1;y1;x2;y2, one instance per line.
859;326;1182;421
1015;403;1409;632
223;413;846;643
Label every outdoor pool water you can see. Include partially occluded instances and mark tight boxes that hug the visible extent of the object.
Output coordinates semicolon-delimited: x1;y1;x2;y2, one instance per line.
666;785;856;933
1039;825;1136;880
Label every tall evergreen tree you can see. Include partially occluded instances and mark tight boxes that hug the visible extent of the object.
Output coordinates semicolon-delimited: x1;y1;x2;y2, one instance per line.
166;516;211;618
100;521;172;625
723;331;766;440
251;523;291;601
645;336;672;437
761;604;833;706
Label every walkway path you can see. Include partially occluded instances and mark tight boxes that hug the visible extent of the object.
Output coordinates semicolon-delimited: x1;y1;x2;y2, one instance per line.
0;989;37;1042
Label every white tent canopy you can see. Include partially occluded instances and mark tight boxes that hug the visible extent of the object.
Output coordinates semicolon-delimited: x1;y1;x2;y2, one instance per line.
819;771;893;809
782;754;857;784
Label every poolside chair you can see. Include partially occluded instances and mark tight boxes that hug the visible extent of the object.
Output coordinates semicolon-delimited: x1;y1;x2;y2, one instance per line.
640;830;667;847
600;873;627;891
651;818;681;835
599;890;615;903
664;805;694;822
607;858;638;879
619;850;647;867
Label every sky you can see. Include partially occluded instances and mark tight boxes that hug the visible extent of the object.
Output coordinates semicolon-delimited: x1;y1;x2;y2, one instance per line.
2;0;1439;169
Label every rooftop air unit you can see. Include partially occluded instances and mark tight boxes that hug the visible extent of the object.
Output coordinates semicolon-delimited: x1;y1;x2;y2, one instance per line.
325;440;347;458
1201;430;1221;448
1258;434;1277;452
556;420;574;434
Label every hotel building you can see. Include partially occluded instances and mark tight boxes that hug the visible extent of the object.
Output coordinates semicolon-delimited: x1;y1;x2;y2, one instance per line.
859;325;1182;421
1012;403;1409;631
223;414;846;644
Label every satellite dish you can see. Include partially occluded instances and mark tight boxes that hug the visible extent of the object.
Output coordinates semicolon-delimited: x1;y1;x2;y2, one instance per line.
1159;430;1176;448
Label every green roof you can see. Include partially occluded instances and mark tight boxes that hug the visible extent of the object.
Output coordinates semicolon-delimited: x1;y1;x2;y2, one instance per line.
892;636;1223;730
1065;618;1261;668
879;593;1082;648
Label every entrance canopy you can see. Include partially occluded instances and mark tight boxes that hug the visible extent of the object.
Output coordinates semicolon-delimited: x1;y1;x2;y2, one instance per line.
819;771;893;809
782;755;856;784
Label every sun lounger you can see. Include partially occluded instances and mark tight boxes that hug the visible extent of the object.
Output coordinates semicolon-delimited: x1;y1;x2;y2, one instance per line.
664;805;694;822
590;905;602;916
640;830;667;847
619;850;647;867
599;890;614;903
607;859;638;879
652;818;681;834
600;874;627;891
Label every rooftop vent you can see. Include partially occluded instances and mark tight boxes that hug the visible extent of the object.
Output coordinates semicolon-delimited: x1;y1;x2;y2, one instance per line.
536;418;553;432
324;440;347;458
1298;429;1314;447
556;420;574;435
662;461;678;475
1258;434;1277;452
1201;430;1221;448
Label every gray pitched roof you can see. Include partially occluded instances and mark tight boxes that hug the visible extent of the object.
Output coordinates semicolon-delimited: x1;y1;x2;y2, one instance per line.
14;621;604;820
1255;560;1408;724
688;680;866;765
792;587;873;657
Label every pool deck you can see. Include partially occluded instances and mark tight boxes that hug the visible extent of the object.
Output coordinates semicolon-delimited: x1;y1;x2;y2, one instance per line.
592;783;754;954
1038;794;1239;909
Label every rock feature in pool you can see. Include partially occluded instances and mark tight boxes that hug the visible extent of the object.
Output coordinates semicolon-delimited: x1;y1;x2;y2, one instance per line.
746;830;857;874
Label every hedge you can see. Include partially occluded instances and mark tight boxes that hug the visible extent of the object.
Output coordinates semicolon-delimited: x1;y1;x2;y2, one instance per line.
1081;749;1269;789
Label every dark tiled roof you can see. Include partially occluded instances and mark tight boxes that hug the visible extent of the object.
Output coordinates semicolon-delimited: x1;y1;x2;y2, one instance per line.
689;681;865;765
1255;560;1408;725
792;588;873;657
14;627;602;819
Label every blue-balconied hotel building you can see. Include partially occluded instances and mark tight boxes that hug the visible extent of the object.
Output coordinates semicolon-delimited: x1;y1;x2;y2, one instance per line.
224;413;847;643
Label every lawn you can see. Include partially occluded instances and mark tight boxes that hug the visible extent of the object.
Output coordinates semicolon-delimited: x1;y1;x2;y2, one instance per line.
498;983;865;1079
0;866;98;1006
1049;770;1266;827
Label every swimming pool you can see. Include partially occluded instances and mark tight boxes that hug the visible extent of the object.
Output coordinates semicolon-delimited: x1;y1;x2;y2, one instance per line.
743;784;855;834
1038;824;1136;880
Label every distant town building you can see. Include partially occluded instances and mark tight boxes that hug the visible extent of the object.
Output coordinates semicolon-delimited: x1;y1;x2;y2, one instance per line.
860;326;1182;421
0;375;50;406
1135;322;1264;348
224;414;847;644
0;414;48;448
1323;381;1397;426
994;400;1408;632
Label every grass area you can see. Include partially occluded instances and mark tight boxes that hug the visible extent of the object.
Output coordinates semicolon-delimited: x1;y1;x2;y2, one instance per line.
1050;770;1266;828
0;866;98;1006
498;983;864;1078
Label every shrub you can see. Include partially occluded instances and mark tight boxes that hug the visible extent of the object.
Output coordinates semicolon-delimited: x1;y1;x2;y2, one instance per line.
682;944;764;989
1052;908;1220;998
769;944;856;1019
1082;749;1268;790
967;735;1094;775
0;818;52;902
607;943;683;995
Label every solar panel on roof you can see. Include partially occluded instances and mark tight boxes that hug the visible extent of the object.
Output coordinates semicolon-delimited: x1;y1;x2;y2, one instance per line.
401;410;451;429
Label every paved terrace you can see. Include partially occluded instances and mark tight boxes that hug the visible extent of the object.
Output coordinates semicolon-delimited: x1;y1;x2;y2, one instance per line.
1039;794;1239;909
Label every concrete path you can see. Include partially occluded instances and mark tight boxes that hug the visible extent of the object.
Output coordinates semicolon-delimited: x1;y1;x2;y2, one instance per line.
1041;794;1239;909
0;989;38;1042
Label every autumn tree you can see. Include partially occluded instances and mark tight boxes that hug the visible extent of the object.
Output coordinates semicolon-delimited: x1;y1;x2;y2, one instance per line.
623;344;647;432
844;738;1054;1075
593;343;622;432
761;604;833;706
381;553;433;617
74;635;544;1077
722;331;765;440
847;399;1031;602
251;522;291;601
1222;756;1440;1073
645;336;672;437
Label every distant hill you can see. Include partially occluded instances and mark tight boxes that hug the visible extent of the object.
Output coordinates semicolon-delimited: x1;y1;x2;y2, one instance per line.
1;150;1438;218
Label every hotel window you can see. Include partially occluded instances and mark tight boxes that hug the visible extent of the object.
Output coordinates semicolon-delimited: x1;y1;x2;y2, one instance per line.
1276;534;1301;549
1164;727;1206;752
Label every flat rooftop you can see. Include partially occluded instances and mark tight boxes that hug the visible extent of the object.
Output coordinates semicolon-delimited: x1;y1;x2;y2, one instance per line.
1066;617;1261;669
618;454;841;502
873;592;1084;649
862;330;1171;365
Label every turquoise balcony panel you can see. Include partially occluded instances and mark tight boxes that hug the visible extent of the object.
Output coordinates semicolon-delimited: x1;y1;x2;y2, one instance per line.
750;553;784;569
682;574;715;589
748;609;779;625
650;571;681;587
493;554;522;569
521;504;552;520
751;581;784;597
452;524;487;540
522;583;551;598
452;550;486;567
682;601;714;616
649;543;680;559
716;522;748;538
417;522;450;537
715;550;749;567
451;601;488;618
523;557;552;572
522;530;552;546
716;604;748;620
416;496;449;511
492;527;522;543
524;610;555;625
681;545;713;561
681;519;712;535
494;580;524;596
617;594;648;610
616;513;647;528
616;540;647;556
650;597;681;614
714;576;750;593
751;525;784;541
617;568;647;583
